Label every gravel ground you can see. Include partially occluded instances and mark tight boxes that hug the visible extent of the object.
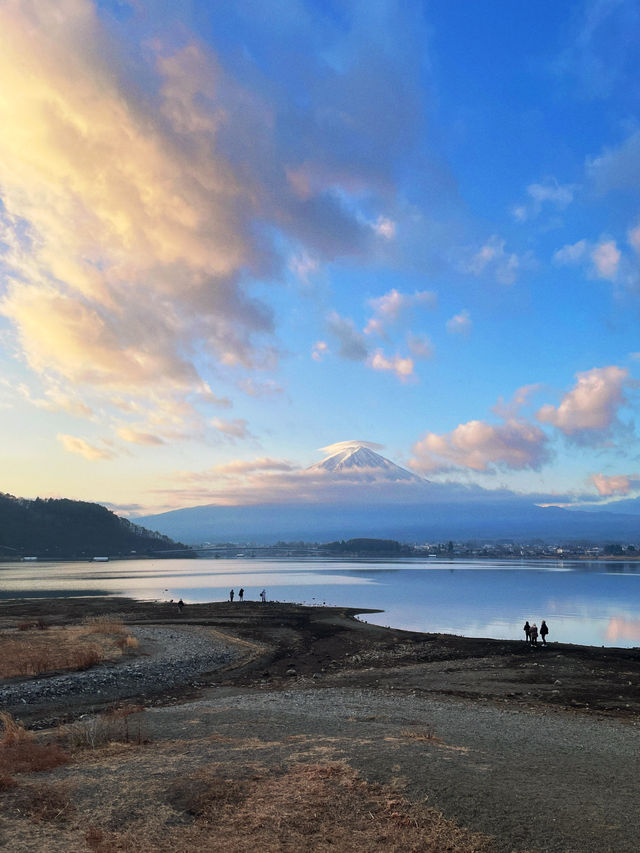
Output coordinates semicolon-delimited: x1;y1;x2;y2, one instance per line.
133;684;640;853
0;626;245;720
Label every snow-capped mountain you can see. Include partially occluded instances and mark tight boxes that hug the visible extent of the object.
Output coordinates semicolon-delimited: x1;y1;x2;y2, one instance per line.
306;441;425;483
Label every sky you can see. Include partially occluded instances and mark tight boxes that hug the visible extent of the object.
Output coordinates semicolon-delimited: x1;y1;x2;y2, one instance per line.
2;0;640;516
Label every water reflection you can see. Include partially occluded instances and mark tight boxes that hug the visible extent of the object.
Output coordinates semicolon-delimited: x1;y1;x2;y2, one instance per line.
0;557;639;648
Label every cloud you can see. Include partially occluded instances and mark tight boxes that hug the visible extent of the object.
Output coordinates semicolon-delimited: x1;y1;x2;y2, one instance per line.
512;178;576;222
410;418;550;474
326;312;368;361
311;341;329;362
553;237;622;282
57;433;114;461
446;309;472;336
588;129;640;192
591;240;620;280
364;288;436;336
211;417;252;441
553;239;588;266
180;457;297;481
320;440;384;455
464;236;520;285
590;472;640;497
367;349;414;380
537;365;635;442
0;1;426;443
407;333;434;359
117;428;165;446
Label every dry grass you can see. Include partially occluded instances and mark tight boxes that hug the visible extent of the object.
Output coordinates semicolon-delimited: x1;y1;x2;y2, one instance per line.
62;705;148;750
9;780;74;823
78;762;495;853
0;713;69;786
0;620;139;678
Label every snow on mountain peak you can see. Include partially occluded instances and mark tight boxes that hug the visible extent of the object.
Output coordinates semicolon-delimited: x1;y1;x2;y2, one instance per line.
307;442;425;483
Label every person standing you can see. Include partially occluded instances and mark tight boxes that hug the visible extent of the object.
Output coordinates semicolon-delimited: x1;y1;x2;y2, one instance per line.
540;620;549;645
230;589;234;602
523;620;531;643
238;588;244;601
260;589;266;603
530;623;538;645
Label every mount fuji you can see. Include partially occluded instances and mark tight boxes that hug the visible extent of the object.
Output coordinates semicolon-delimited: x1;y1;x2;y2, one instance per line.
134;441;640;544
306;441;425;483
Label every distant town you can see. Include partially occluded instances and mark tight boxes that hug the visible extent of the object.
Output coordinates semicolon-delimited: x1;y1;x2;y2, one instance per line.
194;537;640;561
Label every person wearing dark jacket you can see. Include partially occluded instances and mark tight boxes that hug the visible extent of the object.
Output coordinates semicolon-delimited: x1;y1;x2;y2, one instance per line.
523;621;531;643
540;620;549;645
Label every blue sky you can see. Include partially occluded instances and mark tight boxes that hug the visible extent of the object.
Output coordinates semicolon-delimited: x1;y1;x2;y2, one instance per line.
1;0;640;514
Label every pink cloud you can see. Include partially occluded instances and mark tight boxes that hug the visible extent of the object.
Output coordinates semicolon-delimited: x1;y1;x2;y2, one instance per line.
410;418;550;473
57;434;115;461
211;417;252;441
446;309;472;336
590;473;640;496
537;366;635;442
368;349;414;380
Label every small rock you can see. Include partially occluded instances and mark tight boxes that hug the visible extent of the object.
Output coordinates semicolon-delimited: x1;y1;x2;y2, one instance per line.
285;668;297;677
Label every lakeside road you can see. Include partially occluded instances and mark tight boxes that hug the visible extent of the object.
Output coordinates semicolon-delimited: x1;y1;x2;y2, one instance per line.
1;598;639;852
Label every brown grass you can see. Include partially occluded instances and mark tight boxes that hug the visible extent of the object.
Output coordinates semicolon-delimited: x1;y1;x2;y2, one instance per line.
79;762;494;853
62;705;148;749
9;780;74;822
0;621;139;678
0;713;69;781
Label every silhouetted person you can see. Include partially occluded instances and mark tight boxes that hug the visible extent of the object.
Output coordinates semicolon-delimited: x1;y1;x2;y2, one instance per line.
530;623;538;645
540;620;549;645
523;621;531;643
177;599;184;613
260;589;266;603
238;588;244;601
230;589;234;602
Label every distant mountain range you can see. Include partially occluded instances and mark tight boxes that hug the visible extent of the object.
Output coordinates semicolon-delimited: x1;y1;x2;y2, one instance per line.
0;493;190;559
135;443;640;545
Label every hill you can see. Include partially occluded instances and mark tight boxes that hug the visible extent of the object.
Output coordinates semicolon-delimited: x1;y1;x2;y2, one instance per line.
0;492;191;559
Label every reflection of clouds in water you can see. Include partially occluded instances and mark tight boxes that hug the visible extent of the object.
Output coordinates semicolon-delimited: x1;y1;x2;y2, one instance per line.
605;616;640;642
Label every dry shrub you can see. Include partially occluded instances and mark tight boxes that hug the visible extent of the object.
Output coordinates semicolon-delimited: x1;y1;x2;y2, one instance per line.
0;621;140;678
17;620;33;631
63;705;147;750
116;635;139;653
0;713;69;776
83;615;127;635
9;781;74;822
0;772;16;791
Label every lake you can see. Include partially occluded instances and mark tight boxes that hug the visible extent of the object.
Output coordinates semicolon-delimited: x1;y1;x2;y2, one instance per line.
1;557;639;648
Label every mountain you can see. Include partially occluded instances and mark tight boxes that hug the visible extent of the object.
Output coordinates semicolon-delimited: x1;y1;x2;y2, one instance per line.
133;442;640;545
0;493;191;559
306;442;425;482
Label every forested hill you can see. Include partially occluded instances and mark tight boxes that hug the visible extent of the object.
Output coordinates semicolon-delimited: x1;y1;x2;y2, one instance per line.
0;493;191;559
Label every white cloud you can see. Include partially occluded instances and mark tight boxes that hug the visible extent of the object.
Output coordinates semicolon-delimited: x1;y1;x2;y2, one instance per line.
117;428;165;446
407;333;434;359
537;365;635;442
364;288;437;336
368;349;414;380
373;217;396;239
553;239;588;266
464;236;520;285
512;178;576;221
446;309;472;336
311;341;329;362
591;240;621;280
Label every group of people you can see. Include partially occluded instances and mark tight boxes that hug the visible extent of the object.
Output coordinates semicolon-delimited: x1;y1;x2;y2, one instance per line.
229;588;266;602
524;619;549;645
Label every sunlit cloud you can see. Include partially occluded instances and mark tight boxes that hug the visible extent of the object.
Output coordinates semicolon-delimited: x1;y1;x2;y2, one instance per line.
410;418;551;474
536;365;635;443
57;433;114;461
364;288;436;336
591;240;620;280
311;341;329;362
117;428;165;446
368;349;414;380
590;472;640;497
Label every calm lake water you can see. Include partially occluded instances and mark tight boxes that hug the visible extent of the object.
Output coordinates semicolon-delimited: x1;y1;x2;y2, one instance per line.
1;557;640;648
